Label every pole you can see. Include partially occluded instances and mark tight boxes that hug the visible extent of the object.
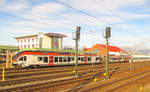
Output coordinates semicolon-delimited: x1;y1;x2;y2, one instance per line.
2;64;5;81
6;50;9;68
104;27;111;79
75;39;79;77
74;26;80;78
105;37;109;79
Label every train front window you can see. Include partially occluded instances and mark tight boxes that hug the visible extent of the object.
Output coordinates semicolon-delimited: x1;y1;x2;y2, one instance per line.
19;56;27;61
19;57;23;61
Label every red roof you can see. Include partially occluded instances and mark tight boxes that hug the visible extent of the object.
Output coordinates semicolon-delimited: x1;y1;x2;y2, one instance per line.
93;44;125;52
84;44;125;55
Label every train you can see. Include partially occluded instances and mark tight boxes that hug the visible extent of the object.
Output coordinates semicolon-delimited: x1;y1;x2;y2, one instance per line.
12;50;150;68
12;50;102;68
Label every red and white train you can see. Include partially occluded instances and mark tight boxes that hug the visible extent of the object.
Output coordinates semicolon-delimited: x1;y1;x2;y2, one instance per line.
12;50;150;68
12;51;102;68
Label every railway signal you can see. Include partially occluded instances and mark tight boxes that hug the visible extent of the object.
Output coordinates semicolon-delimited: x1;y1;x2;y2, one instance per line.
73;26;81;78
76;26;80;40
104;27;111;79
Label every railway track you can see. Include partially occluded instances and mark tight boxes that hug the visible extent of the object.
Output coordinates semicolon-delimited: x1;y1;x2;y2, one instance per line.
0;62;149;92
2;62;129;73
0;63;133;80
80;69;150;92
106;72;150;92
0;65;125;87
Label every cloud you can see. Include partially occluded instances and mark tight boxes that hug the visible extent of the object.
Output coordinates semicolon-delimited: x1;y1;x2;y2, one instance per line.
0;0;5;7
0;0;30;11
115;24;138;29
1;27;41;34
30;2;66;15
60;0;145;14
0;0;149;47
59;0;149;20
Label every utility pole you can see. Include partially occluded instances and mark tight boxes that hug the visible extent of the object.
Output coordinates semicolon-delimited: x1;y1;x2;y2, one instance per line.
104;27;111;79
73;26;81;78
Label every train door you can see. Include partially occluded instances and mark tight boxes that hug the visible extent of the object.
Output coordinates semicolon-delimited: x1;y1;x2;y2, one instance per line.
84;56;88;64
49;56;54;65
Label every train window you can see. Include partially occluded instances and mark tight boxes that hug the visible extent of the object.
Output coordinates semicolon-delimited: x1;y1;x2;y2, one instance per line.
71;57;74;61
43;57;48;63
81;57;84;61
38;57;43;61
78;57;81;60
19;57;23;61
88;57;91;61
63;57;67;62
96;57;100;61
96;57;97;61
68;57;71;62
59;57;62;62
54;57;58;62
24;56;27;61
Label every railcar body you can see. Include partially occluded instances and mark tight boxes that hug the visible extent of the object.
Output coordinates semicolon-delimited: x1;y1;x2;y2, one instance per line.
109;54;131;63
132;55;150;62
12;51;102;67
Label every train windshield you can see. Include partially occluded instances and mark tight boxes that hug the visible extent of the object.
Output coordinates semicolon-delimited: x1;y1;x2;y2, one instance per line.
18;56;27;61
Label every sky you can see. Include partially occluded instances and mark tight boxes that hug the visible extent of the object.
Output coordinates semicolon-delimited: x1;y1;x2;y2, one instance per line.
0;0;150;49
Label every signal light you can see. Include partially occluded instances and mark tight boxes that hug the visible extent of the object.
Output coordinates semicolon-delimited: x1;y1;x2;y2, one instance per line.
76;26;81;40
104;27;111;38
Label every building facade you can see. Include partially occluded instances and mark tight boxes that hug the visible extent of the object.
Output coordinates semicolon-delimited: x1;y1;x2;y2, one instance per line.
15;33;66;49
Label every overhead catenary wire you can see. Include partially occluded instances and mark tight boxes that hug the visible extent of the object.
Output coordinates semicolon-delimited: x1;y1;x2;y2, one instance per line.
0;11;72;30
93;0;148;40
1;0;149;48
54;0;149;41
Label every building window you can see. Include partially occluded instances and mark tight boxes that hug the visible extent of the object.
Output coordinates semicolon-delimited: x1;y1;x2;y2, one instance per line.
24;45;26;48
52;37;59;49
28;45;30;48
32;44;34;48
28;38;30;42
36;44;38;47
21;45;22;48
36;38;38;42
24;39;26;43
17;40;19;43
32;38;34;42
21;40;22;43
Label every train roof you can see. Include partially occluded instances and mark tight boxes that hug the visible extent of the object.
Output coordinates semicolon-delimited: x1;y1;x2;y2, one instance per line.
16;49;100;55
132;55;150;57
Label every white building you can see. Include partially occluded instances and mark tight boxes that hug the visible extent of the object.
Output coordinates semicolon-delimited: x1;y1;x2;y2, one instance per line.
15;32;66;49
